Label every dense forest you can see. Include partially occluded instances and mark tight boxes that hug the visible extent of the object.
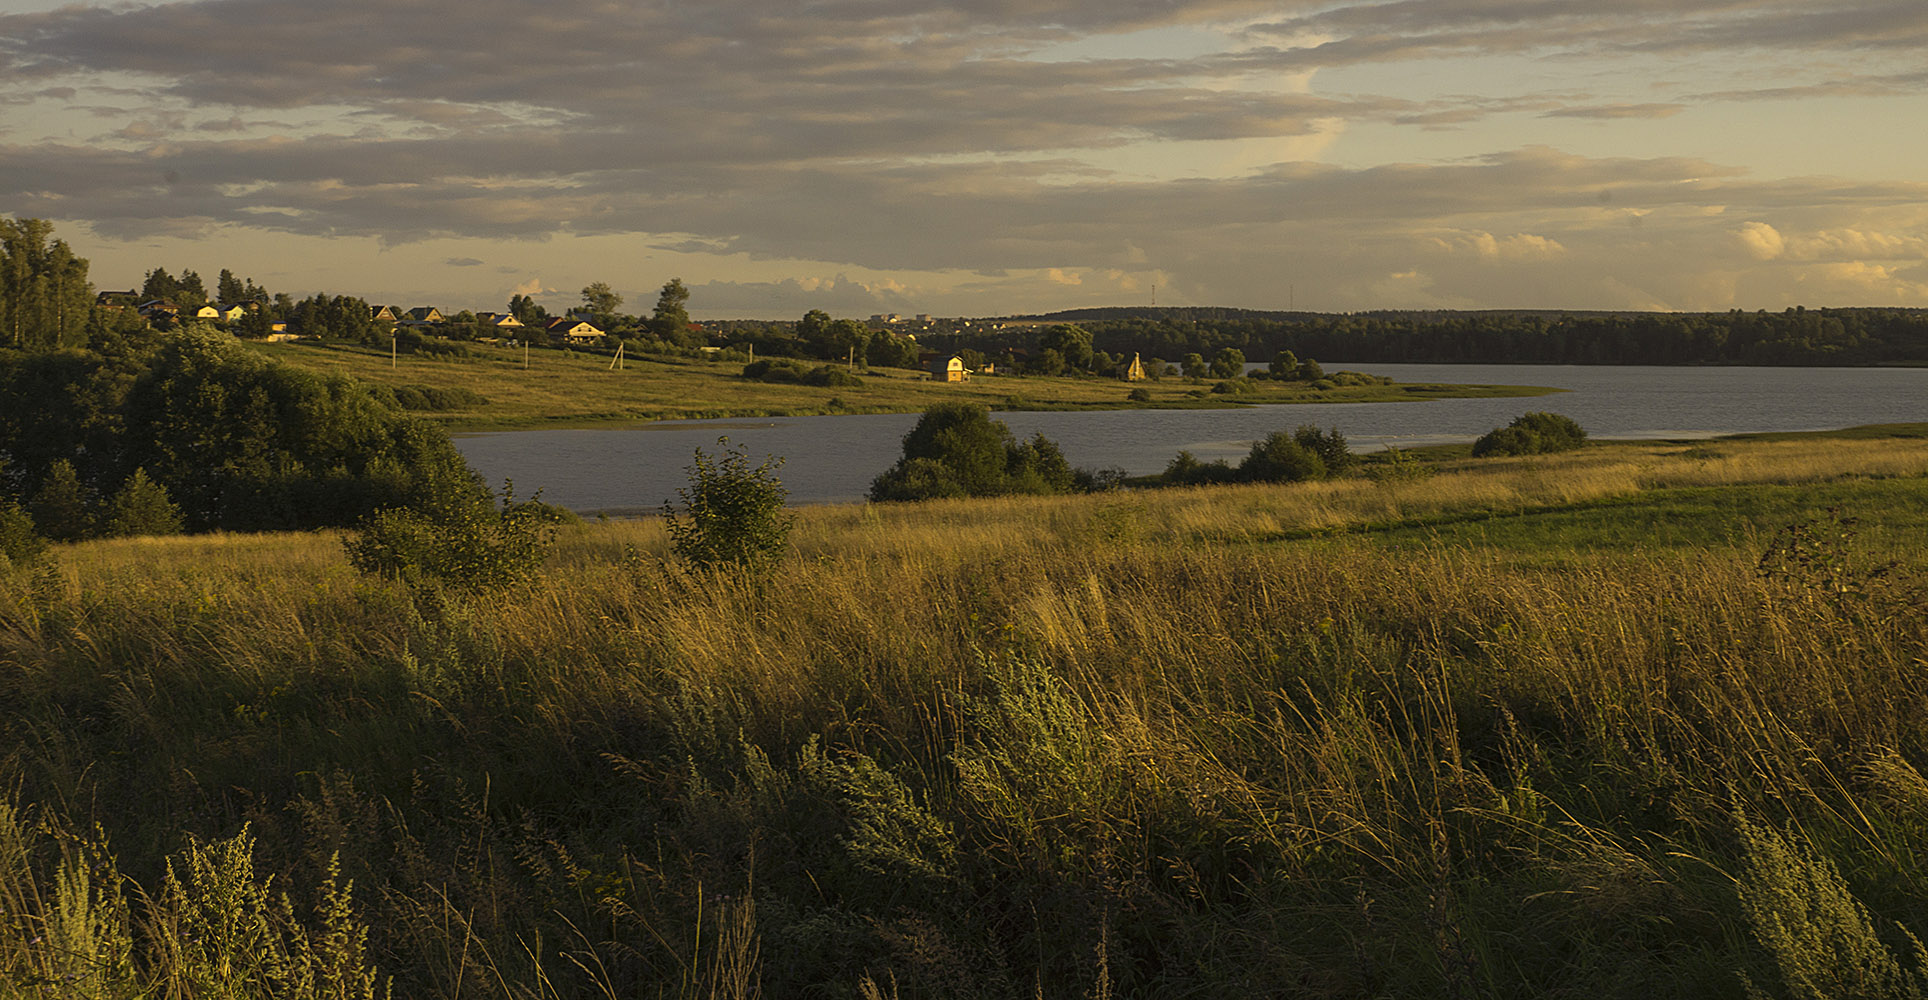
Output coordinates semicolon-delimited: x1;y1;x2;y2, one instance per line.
922;306;1928;367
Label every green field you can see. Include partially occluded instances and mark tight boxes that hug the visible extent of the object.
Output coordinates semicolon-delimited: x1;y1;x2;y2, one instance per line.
4;428;1927;997
242;338;1558;430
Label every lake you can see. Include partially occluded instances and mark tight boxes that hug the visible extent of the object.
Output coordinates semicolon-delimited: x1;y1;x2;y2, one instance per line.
454;364;1928;512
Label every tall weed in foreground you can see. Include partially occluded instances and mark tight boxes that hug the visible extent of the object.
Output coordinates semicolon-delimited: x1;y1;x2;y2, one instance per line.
1734;811;1928;1000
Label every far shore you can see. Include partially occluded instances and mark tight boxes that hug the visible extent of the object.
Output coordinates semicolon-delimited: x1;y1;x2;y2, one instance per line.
245;339;1561;433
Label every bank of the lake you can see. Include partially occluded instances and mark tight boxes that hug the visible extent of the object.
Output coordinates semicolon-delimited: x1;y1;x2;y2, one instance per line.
243;338;1556;431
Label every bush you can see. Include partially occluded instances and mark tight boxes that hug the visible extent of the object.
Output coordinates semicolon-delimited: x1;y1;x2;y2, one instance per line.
1162;450;1236;486
742;358;806;383
1473;412;1589;457
345;479;558;590
870;403;1105;502
1240;432;1326;483
389;384;490;411
102;468;185;538
803;365;863;388
1126;388;1152;403
1292;425;1354;474
663;437;794;568
0;502;42;567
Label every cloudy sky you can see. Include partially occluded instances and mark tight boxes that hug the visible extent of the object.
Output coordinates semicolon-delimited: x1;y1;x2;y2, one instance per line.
3;0;1925;319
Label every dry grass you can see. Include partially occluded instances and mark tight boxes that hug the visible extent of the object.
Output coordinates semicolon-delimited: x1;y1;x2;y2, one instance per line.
2;432;1926;997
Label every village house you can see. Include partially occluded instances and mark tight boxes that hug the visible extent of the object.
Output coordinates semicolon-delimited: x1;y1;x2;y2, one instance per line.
371;304;400;323
929;353;971;383
546;317;605;345
476;312;524;329
1123;352;1147;381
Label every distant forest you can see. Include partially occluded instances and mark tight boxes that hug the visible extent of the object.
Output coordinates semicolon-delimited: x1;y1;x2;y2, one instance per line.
924;307;1928;367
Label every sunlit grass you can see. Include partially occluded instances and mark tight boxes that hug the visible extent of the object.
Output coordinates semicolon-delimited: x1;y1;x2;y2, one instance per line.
2;428;1926;997
241;338;1556;430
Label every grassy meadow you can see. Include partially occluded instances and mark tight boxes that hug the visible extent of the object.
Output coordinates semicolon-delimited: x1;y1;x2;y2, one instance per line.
3;428;1928;997
241;338;1556;430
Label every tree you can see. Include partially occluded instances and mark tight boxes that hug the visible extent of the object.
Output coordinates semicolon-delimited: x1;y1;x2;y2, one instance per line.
29;458;91;541
1181;353;1208;379
509;293;548;326
662;437;794;568
1039;324;1094;371
217;268;247;305
581;282;623;324
652;278;692;340
1297;358;1325;381
102;468;184;537
1210;348;1246;379
1;217;94;351
1269;350;1300;378
1292;425;1353;473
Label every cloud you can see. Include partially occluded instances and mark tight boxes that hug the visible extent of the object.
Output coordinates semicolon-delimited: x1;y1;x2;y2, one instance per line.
2;0;1925;314
1542;103;1686;121
1735;221;1786;260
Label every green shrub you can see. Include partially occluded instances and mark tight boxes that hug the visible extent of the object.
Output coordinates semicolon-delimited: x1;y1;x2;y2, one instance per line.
389;384;489;411
663;437;794;568
1162;450;1236;485
1126;387;1152;403
1473;411;1588;457
345;479;558;590
1292;424;1354;473
742;358;807;383
1239;432;1326;483
0;502;41;567
869;403;1098;501
803;365;863;388
28;458;91;542
102;468;184;538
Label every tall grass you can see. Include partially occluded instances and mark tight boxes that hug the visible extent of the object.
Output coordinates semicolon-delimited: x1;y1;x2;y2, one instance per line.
1;433;1925;996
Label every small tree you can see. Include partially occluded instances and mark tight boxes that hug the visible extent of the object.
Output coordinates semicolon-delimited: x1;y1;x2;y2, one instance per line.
1292;424;1354;473
102;468;184;537
1209;348;1246;379
663;437;793;568
29;458;91;542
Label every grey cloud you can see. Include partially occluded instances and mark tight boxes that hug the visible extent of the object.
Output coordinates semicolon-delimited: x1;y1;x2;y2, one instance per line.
445;257;485;267
1542;103;1686;120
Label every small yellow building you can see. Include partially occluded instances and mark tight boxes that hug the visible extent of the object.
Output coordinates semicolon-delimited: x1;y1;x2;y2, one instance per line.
932;355;972;382
1123;352;1147;381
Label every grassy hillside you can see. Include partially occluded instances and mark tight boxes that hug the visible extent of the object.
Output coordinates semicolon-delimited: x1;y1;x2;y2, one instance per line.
3;429;1927;997
241;338;1557;430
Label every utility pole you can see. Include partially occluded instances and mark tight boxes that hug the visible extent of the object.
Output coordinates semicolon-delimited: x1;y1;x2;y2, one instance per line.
390;334;396;370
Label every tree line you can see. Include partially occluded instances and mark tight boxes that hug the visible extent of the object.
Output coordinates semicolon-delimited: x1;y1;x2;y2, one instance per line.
921;306;1928;367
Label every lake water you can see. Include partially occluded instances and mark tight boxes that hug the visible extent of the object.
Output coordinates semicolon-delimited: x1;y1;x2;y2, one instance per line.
455;364;1928;512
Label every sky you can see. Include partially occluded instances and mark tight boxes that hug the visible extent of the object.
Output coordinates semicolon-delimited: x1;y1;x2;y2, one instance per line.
2;0;1926;320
